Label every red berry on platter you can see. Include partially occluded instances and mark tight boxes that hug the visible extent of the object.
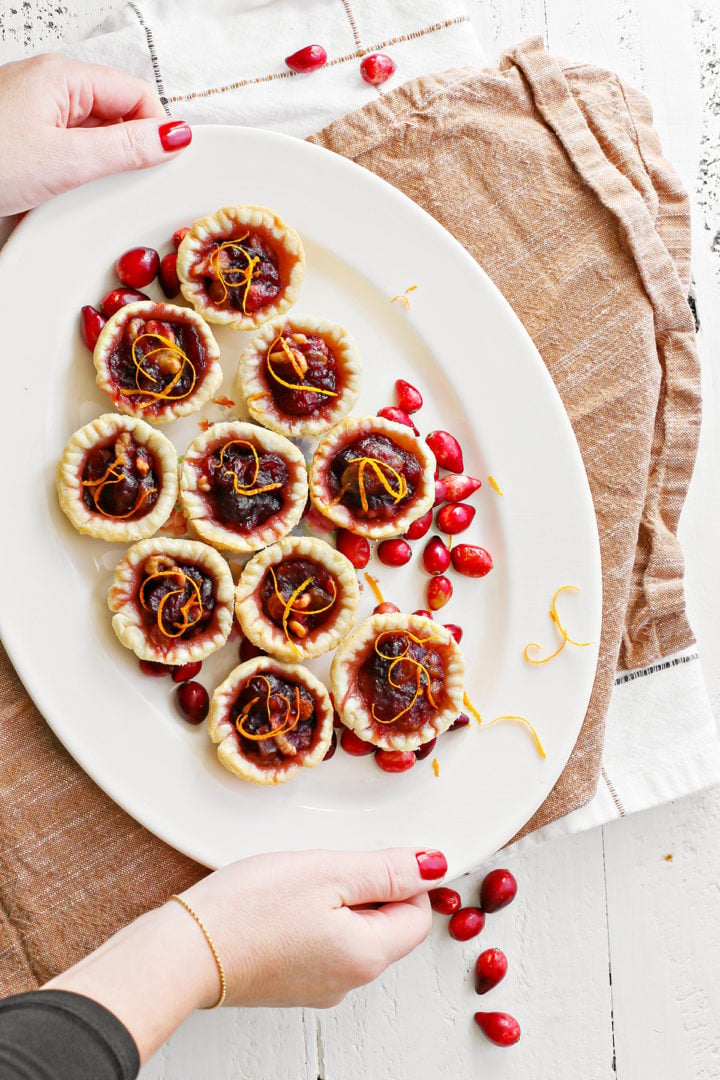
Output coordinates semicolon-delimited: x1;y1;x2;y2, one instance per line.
414;737;437;760
336;528;370;569
474;1012;521;1047
395;379;423;413
429;887;462;915
285;44;328;73
449;713;470;731
436;502;475;535
442;474;482;502
375;748;416;773
426;430;464;473
323;731;338;761
139;658;172;677
448;906;485;941
171;661;202;683
474;948;508;995
404;510;433;541
451;544;493;578
413;608;433;619
176;680;209;724
239;638;266;663
115;246;160;289
341;729;375;756
172;226;191;249
158;252;181;298
374;601;400;615
434;480;448;507
101;287;150;317
360;52;396;86
427;575;452;611
80;305;106;351
423;536;451;575
377;538;412;567
480;868;518;913
377;406;419;435
443;623;463;643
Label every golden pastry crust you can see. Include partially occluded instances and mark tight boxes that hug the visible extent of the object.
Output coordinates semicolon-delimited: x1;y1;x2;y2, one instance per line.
108;537;234;664
330;612;465;751
93;301;222;424
57;413;178;542
179;421;308;554
237;313;362;437
234;535;360;662
208;657;333;785
176;205;305;330
309;416;436;539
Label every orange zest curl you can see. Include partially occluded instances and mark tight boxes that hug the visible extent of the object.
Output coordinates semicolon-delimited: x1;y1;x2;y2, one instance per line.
330;457;407;514
463;692;483;726
268;567;337;651
209;236;260;315
370;630;438;725
265;334;338;398
212;396;235;408
432;758;440;777
390;284;418;309
523;585;591;665
120;332;197;409
82;455;157;520
488;475;504;496
218;439;283;498
234;676;302;741
364;573;385;605
481;714;547;759
198;419;212;431
139;568;203;639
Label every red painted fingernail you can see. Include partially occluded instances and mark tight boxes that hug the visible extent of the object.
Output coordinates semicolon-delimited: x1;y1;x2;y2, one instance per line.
416;850;448;880
159;120;192;152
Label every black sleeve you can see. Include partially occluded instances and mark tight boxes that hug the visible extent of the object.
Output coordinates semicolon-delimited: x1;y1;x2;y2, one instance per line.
0;989;140;1079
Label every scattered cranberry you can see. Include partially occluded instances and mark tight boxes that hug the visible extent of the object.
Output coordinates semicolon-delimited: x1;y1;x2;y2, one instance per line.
139;659;172;677
395;379;423;413
374;601;400;615
171;661;202;683
443;474;482;502
360;52;396;86
172;226;191;249
434;480;448;507
336;528;370;569
341;729;375;756
422;536;451;575
436;503;475;535
332;709;343;728
426;430;464;473
429;887;462;915
448;907;485;941
115;246;160;289
474;948;508;994
176;681;209;724
443;623;463;643
158;252;180;298
404;510;432;540
101;287;150;317
427;575;452;611
414;737;436;760
451;544;493;578
239;638;266;663
449;713;470;731
377;406;419;435
474;1012;521;1047
480;869;517;913
377;538;412;567
323;731;338;761
285;44;328;73
375;748;415;773
80;305;106;351
413;609;433;619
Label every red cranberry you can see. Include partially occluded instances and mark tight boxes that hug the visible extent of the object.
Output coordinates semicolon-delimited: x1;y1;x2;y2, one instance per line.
172;661;202;683
139;659;172;677
434;480;448;507
323;731;338;761
414;737;436;760
101;287;150;317
374;601;400;614
333;709;343;729
413;609;433;619
172;226;191;249
404;510;432;540
443;474;482;502
426;430;464;473
474;948;508;994
448;906;485;941
158;252;180;298
427;575;452;611
341;729;375;756
285;44;327;73
377;538;412;567
451;544;493;578
176;681;209;724
115;246;160;289
395;379;423;413
336;528;370;569
443;623;463;643
80;305;106;351
436;503;475;535
377;406;419;435
449;713;470;731
480;868;517;913
375;748;415;773
239;638;266;663
423;536;451;575
429;886;462;915
360;52;396;86
474;1012;521;1047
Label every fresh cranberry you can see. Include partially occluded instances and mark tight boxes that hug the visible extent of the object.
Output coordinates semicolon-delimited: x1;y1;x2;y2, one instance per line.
323;731;338;761
139;659;172;677
333;709;343;728
115;246;160;289
427;575;452;611
436;503;475;534
474;1012;521;1047
428;886;461;915
426;430;464;473
80;305;106;351
413;609;433;619
101;287;150;317
404;510;432;540
359;52;396;86
285;44;328;73
172;226;191;249
159;252;180;298
443;623;463;643
374;601;400;614
176;681;209;724
395;379;423;413
335;528;370;569
414;737;436;760
451;544;493;578
448;907;485;941
434;480;448;507
171;661;203;683
448;713;470;731
375;748;415;773
239;638;266;663
377;538;412;567
474;949;508;994
423;536;451;575
340;729;375;756
480;868;517;913
442;474;482;502
377;406;419;435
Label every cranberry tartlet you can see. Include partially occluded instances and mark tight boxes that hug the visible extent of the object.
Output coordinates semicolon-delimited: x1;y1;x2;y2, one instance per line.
237;314;362;437
234;536;359;662
94;301;222;424
208;657;333;784
330;612;465;751
109;537;234;664
176;205;305;331
309;416;436;539
57;413;178;541
179;421;308;553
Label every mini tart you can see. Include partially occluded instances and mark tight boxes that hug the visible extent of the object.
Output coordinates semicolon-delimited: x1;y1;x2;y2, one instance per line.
180;422;308;554
234;536;360;662
93;300;222;424
208;657;333;785
109;537;234;664
330;612;465;751
237;314;362;437
309;416;436;539
176;205;305;331
57;413;178;542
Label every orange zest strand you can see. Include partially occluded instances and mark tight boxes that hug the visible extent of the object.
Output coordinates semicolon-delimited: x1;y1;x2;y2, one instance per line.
235;676;302;741
481;715;547;759
330;457;407;514
218;439;283;498
463;691;483;726
198;419;212;431
119;333;197;409
212;396;235;408
246;391;270;408
432;758;440;777
390;284;418;309
267;567;337;651
208;236;260;314
82;456;156;519
139;569;203;639
371;631;438;724
523;585;591;664
488;475;504;496
364;573;385;605
265;334;338;397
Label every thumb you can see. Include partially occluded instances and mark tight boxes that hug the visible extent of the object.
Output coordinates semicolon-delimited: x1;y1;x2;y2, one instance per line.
331;848;448;907
58;117;191;189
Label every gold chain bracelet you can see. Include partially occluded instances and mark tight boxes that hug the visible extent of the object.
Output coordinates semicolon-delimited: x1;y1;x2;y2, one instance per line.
168;894;227;1009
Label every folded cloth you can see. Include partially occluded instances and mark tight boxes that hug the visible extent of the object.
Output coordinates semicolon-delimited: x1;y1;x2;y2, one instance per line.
1;3;719;993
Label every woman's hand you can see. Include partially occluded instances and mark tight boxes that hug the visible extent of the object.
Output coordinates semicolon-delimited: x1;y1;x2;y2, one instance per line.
0;53;191;216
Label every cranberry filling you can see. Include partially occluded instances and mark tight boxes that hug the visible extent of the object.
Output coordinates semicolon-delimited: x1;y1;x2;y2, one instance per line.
108;316;209;418
265;331;338;416
137;557;215;641
230;672;316;762
356;631;446;731
260;557;337;638
81;432;160;520
328;434;421;520
200;232;282;314
202;441;289;533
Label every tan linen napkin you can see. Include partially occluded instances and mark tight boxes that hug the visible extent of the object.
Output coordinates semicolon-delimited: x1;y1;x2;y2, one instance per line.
0;38;699;994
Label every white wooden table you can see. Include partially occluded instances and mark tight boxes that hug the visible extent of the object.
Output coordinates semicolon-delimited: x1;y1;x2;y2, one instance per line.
2;2;719;1076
